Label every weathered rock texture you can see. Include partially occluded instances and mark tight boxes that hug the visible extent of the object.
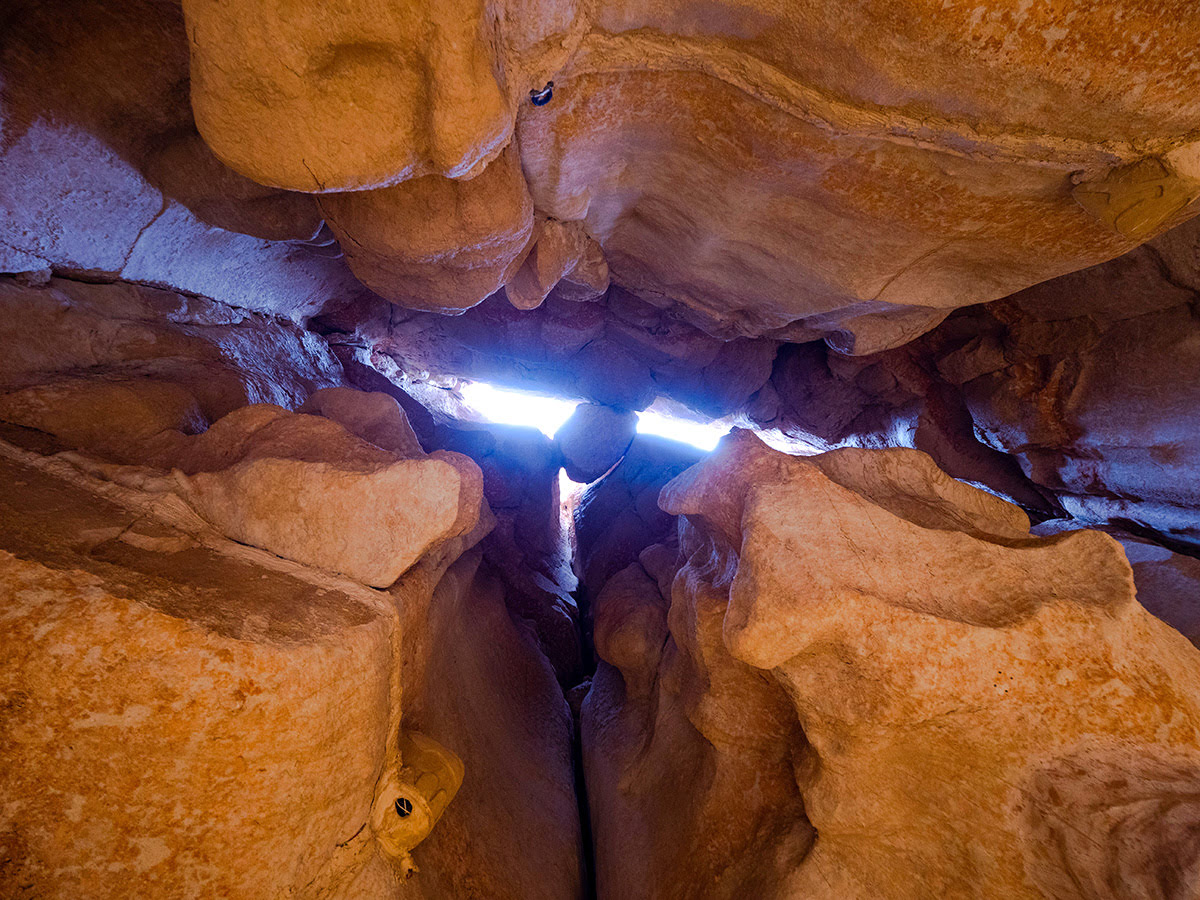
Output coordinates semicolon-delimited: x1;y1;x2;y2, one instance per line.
0;342;581;898
158;403;483;588
435;422;583;683
9;1;1200;410
573;434;703;595
0;275;345;459
758;215;1200;551
0;439;405;897
180;0;1200;342
318;287;780;416
391;546;583;900
8;1;1200;896
0;0;368;319
586;432;1200;899
182;0;518;192
317;145;535;312
10;1;1199;348
949;220;1200;549
1033;520;1200;650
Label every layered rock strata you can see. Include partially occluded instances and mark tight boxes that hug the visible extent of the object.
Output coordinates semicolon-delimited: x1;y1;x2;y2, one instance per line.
0;438;407;897
758;216;1200;550
180;0;1200;343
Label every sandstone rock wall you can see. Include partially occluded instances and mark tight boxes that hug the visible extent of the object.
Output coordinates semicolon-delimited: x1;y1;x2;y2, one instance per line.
760;216;1200;551
0;274;345;461
585;431;1200;899
0;344;583;897
8;0;1200;350
434;422;583;684
391;548;583;900
6;1;1200;895
0;439;405;897
0;0;363;318
178;0;1200;344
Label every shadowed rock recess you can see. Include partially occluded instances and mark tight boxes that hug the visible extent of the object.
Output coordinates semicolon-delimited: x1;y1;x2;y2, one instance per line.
3;1;1200;897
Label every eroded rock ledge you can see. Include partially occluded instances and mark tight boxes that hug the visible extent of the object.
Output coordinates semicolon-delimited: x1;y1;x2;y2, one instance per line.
6;0;1200;351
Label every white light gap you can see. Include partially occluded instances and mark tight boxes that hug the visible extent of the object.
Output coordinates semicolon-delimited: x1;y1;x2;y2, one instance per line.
635;408;727;451
459;380;741;452
458;381;577;438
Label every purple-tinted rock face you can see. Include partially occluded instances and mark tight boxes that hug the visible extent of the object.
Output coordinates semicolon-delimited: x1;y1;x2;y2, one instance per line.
5;1;1200;897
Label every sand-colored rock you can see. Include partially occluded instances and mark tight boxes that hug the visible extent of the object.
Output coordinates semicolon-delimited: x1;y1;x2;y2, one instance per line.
517;2;1200;343
907;217;1200;549
506;219;598;311
1033;520;1200;650
183;0;515;191
156;404;483;588
319;144;534;312
171;0;1200;343
299;386;425;456
1118;535;1200;650
10;4;1200;895
614;431;1200;899
584;535;813;900
0;444;404;898
390;546;584;900
0;377;208;460
330;344;440;448
0;276;344;460
550;229;610;303
756;213;1200;546
0;417;586;897
521;64;1198;344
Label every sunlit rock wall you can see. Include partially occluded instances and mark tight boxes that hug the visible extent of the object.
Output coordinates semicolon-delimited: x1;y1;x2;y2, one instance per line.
585;431;1200;898
0;276;584;898
7;0;1200;349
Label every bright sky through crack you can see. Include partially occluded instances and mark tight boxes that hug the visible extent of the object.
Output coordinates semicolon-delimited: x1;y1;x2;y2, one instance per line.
458;381;728;450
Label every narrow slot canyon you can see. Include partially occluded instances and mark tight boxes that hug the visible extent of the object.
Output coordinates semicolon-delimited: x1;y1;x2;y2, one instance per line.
3;2;1200;898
